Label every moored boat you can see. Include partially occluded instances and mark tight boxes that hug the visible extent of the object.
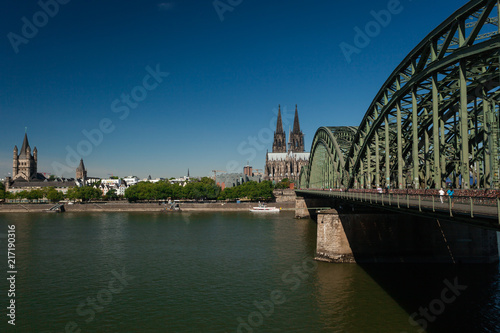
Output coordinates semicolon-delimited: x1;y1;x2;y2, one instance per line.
249;202;280;212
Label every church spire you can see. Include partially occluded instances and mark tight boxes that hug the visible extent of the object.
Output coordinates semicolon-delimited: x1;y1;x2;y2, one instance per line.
272;105;287;153
293;105;301;133
276;105;284;134
20;132;30;157
77;159;85;172
289;105;305;153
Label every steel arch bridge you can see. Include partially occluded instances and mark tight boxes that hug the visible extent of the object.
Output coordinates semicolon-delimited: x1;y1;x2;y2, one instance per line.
301;0;500;191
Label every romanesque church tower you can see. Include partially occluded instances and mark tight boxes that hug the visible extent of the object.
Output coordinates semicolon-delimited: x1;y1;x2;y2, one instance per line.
12;133;38;181
76;159;87;180
272;105;287;153
288;105;305;152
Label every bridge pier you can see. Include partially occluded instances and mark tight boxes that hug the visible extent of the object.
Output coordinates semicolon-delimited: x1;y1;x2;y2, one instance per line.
316;209;355;263
295;196;330;219
310;202;500;264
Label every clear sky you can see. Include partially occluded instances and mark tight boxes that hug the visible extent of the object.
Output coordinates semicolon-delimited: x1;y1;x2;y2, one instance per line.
0;0;470;179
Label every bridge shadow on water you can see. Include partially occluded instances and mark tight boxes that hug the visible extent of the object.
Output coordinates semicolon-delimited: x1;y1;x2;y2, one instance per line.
357;262;500;332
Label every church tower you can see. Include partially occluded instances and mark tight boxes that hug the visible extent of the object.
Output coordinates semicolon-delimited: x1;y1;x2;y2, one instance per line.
288;105;305;153
13;132;38;181
76;159;87;180
272;105;287;153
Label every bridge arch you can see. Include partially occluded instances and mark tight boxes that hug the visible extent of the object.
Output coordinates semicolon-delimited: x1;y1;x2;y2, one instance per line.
302;0;500;190
300;127;357;189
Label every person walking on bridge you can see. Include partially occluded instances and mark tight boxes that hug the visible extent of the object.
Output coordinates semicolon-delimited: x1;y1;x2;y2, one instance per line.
446;188;455;208
439;188;445;204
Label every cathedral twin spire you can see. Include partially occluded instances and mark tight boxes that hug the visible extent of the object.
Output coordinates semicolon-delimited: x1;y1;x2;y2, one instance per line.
272;105;304;153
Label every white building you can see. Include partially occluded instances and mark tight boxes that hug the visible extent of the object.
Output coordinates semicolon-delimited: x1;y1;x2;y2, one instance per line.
123;176;139;186
142;175;163;183
101;179;122;186
117;183;127;196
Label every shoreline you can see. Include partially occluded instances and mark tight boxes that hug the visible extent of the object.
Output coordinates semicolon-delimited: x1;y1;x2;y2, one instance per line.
0;202;296;213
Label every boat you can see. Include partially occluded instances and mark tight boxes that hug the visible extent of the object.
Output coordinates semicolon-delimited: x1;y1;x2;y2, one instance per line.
249;202;280;212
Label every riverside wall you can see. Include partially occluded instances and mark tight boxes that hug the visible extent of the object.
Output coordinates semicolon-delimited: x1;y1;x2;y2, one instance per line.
0;201;295;213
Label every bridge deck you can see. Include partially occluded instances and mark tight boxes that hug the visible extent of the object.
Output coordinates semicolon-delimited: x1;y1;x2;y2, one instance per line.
296;189;500;231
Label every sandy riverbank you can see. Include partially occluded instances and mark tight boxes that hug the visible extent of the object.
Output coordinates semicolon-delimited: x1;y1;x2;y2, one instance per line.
0;202;296;213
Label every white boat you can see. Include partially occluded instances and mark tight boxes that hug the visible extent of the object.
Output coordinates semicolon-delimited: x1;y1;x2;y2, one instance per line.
249;202;280;212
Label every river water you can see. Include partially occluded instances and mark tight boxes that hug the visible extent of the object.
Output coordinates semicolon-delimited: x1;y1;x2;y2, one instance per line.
0;211;499;332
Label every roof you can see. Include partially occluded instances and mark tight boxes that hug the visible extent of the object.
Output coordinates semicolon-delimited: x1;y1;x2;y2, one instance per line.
10;180;76;188
18;133;31;158
77;159;86;171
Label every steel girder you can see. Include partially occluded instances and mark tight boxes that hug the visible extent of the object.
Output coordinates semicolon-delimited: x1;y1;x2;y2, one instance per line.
300;127;357;189
302;0;500;190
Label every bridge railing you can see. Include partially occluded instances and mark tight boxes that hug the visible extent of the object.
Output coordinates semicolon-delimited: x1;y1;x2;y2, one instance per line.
297;188;500;224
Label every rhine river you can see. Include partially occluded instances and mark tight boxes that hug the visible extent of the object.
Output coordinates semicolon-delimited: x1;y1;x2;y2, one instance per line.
1;211;499;332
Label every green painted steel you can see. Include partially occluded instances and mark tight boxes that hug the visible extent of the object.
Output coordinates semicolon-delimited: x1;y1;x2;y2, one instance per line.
301;0;500;190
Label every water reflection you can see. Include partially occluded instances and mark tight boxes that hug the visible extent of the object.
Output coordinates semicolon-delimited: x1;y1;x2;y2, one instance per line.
357;263;500;332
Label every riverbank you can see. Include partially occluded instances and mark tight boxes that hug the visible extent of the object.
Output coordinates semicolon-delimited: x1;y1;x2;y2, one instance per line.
0;201;296;213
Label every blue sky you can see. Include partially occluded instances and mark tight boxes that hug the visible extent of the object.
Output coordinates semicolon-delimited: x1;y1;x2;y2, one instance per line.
0;0;469;179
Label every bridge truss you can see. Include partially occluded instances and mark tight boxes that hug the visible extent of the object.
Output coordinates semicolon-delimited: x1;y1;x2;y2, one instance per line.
302;0;500;190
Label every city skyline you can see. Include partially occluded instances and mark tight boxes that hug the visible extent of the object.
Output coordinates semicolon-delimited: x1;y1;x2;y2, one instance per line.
0;0;469;179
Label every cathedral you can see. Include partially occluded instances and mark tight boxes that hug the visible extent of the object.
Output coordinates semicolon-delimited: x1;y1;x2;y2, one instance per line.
265;105;310;183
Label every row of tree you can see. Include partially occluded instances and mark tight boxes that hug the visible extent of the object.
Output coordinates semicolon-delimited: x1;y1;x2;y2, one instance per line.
217;180;275;201
125;177;220;202
124;178;278;202
1;185;65;203
1;178;292;203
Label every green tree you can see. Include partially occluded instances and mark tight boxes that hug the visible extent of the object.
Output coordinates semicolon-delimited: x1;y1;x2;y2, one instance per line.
66;187;78;201
104;189;118;201
0;182;5;200
26;189;44;201
218;181;274;201
275;178;291;189
66;186;102;202
46;187;64;203
16;190;29;200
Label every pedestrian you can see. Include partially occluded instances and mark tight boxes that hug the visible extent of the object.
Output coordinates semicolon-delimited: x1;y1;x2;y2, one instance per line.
439;188;445;204
447;188;455;207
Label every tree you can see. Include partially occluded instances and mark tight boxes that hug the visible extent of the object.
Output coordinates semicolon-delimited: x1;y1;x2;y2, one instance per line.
26;189;43;201
46;187;64;203
275;178;291;189
0;182;5;200
218;181;274;201
104;189;118;201
66;186;102;202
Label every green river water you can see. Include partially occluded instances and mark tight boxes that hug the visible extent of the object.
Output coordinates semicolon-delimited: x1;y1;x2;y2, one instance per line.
0;211;499;332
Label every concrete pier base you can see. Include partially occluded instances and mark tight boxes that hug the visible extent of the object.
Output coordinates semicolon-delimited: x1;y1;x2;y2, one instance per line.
316;210;355;263
295;197;310;219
